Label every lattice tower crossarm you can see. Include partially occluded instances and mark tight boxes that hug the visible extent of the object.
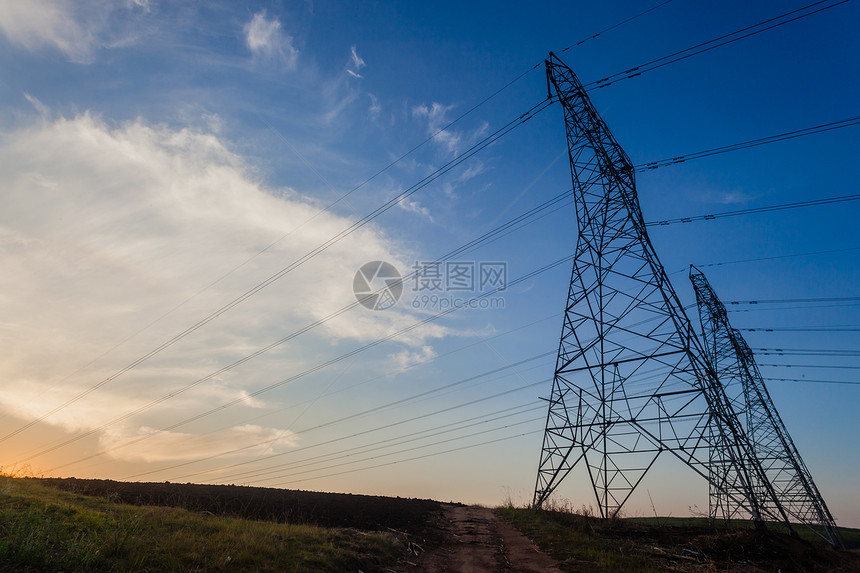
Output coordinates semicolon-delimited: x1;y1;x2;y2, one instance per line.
532;53;775;522
690;266;844;548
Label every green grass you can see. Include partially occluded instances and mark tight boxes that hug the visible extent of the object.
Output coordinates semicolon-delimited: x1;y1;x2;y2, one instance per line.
627;515;860;550
496;506;666;572
497;505;860;572
0;476;402;572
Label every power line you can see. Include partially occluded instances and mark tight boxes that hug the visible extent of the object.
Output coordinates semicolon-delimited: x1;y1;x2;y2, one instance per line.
20;2;671;430
759;364;860;370
728;296;860;305
764;378;860;386
140;312;563;469
169;403;545;484
272;430;540;488
12;1;847;445
241;416;545;487
728;302;860;313
754;348;860;355
646;193;860;227
119;300;672;482
2;99;553;446
691;247;860;269
84;299;674;482
15;2;856;480
585;0;852;91
638;117;860;173
37;254;573;470
558;0;676;53
18;179;573;464
740;327;860;332
8;0;673;444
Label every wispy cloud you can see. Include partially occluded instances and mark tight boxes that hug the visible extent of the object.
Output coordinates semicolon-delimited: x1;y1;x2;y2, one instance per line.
368;93;382;119
0;0;96;62
350;45;365;70
99;424;298;463
398;196;434;222
388;345;437;371
411;101;490;159
23;92;51;117
0;0;151;63
443;159;488;199
345;45;365;78
244;10;299;70
412;102;461;154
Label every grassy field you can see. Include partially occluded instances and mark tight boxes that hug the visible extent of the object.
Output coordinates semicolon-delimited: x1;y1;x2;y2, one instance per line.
497;504;860;572
0;476;403;572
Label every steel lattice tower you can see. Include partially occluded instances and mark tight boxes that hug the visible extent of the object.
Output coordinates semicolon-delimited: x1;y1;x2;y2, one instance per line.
690;266;844;547
533;53;781;523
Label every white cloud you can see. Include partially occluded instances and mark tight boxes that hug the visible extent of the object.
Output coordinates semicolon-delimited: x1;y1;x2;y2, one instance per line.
0;0;150;63
244;10;299;70
345;45;365;79
443;159;488;199
349;45;365;70
0;113;461;461
368;93;381;119
23;92;50;117
457;160;486;183
411;103;489;158
412;102;461;154
398;196;434;222
0;0;95;62
99;424;298;463
389;345;437;371
127;0;150;11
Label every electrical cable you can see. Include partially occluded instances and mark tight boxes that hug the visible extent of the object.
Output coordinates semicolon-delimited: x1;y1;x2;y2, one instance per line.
168;402;545;484
646;192;860;226
14;1;672;440
37;253;573;470
274;429;540;487
764;378;860;386
557;0;676;53
583;0;853;91
15;1;857;482
2;98;553;445
17;175;572;464
740;327;860;332
759;364;860;370
129;313;684;483
638;118;860;173
728;296;860;305
691;247;860;269
241;415;545;487
753;348;860;355
728;302;860;313
12;1;849;444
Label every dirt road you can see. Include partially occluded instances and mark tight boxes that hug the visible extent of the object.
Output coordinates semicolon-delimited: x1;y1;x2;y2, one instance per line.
397;504;563;572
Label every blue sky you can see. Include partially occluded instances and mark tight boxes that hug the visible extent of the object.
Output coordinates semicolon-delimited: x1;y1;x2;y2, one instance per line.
0;0;858;526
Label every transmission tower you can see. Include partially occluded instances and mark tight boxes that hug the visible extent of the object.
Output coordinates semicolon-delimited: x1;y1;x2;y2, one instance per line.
690;266;844;547
532;53;781;524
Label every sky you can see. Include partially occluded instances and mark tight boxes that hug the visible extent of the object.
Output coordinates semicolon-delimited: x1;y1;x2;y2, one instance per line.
0;0;858;527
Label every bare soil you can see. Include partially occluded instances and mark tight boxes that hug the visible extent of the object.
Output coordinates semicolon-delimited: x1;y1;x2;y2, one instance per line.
394;504;563;572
